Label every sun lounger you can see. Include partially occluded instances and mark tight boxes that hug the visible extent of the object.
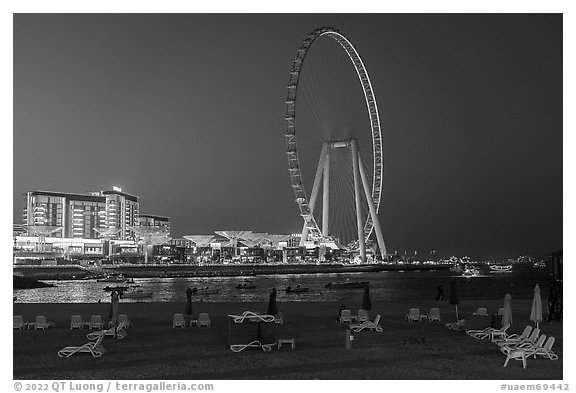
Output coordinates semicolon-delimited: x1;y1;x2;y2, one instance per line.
338;309;352;323
428;308;441;322
492;325;532;345
230;340;274;352
502;335;547;368
405;308;421;322
196;313;211;327
467;324;509;340
173;313;186;328
89;315;103;329
356;309;369;323
350;314;382;333
87;321;128;340
58;331;106;358
274;312;284;325
489;324;511;341
498;327;540;348
501;334;547;356
28;316;54;330
13;316;27;330
531;336;559;361
108;314;130;329
70;315;85;329
228;311;275;324
473;307;488;316
446;319;465;331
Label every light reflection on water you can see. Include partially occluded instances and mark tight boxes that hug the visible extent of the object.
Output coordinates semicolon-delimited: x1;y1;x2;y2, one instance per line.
13;265;548;304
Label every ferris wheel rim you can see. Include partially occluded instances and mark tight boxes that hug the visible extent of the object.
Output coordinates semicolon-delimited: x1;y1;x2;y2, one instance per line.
284;27;384;242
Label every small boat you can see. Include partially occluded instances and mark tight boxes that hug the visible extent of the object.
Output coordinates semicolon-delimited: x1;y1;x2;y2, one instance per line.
121;289;153;299
285;285;309;293
236;282;257;290
489;264;513;273
192;287;222;295
533;261;547;269
462;265;481;277
325;281;369;289
97;274;128;283
103;285;129;292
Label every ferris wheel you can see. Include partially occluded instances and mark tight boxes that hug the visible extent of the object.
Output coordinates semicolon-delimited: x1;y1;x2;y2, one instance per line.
284;27;386;261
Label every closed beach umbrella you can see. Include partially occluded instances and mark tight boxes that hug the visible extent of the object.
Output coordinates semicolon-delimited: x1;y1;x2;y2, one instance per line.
530;284;542;329
267;287;278;315
502;293;513;327
185;287;193;318
110;290;119;336
362;284;372;311
449;279;460;320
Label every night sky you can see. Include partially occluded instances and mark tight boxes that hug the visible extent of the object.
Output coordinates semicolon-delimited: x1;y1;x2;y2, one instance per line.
13;14;562;261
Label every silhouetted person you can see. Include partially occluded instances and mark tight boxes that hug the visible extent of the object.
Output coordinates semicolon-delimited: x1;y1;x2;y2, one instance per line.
436;285;444;301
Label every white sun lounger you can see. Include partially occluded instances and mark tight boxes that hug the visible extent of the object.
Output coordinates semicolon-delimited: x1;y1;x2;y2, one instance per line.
173;313;186;328
228;311;275;323
428;308;441;322
87;321;128;340
350;314;383;333
502;335;548;368
13;316;27;330
58;331;106;358
196;313;211;327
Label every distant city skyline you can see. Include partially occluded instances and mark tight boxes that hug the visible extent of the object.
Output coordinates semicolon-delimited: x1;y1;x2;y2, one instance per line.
13;14;562;260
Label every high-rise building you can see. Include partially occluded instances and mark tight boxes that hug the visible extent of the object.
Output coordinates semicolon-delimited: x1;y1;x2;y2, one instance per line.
22;187;139;240
101;188;139;240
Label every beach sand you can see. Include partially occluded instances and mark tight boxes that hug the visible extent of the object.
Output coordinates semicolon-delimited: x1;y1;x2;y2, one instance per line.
13;299;562;380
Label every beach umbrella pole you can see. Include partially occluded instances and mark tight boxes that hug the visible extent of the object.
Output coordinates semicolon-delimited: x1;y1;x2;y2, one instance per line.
455;304;459;320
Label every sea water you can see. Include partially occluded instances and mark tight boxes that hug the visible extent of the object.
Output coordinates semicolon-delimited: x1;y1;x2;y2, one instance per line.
13;264;549;303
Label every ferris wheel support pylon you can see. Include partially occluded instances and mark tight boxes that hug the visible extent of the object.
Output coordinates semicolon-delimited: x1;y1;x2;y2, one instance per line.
300;143;329;246
358;152;387;259
351;139;366;263
322;149;330;237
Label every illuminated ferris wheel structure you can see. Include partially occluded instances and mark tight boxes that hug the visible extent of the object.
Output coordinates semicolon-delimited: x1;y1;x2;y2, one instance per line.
284;27;386;261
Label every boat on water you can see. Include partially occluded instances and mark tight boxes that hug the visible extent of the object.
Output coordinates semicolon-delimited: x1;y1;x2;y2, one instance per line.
325;281;369;289
121;289;153;299
103;285;129;292
462;265;481;277
236;281;257;290
489;264;513;273
285;285;309;293
97;274;128;283
533;261;547;269
192;287;222;295
450;264;464;273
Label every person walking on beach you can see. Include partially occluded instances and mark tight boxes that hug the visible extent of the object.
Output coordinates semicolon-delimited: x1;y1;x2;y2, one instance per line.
436;285;444;301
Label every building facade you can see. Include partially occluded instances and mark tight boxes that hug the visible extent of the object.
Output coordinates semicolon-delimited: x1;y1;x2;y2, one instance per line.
22;187;139;240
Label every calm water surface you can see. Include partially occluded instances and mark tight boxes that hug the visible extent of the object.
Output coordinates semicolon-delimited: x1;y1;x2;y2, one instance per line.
14;264;549;303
